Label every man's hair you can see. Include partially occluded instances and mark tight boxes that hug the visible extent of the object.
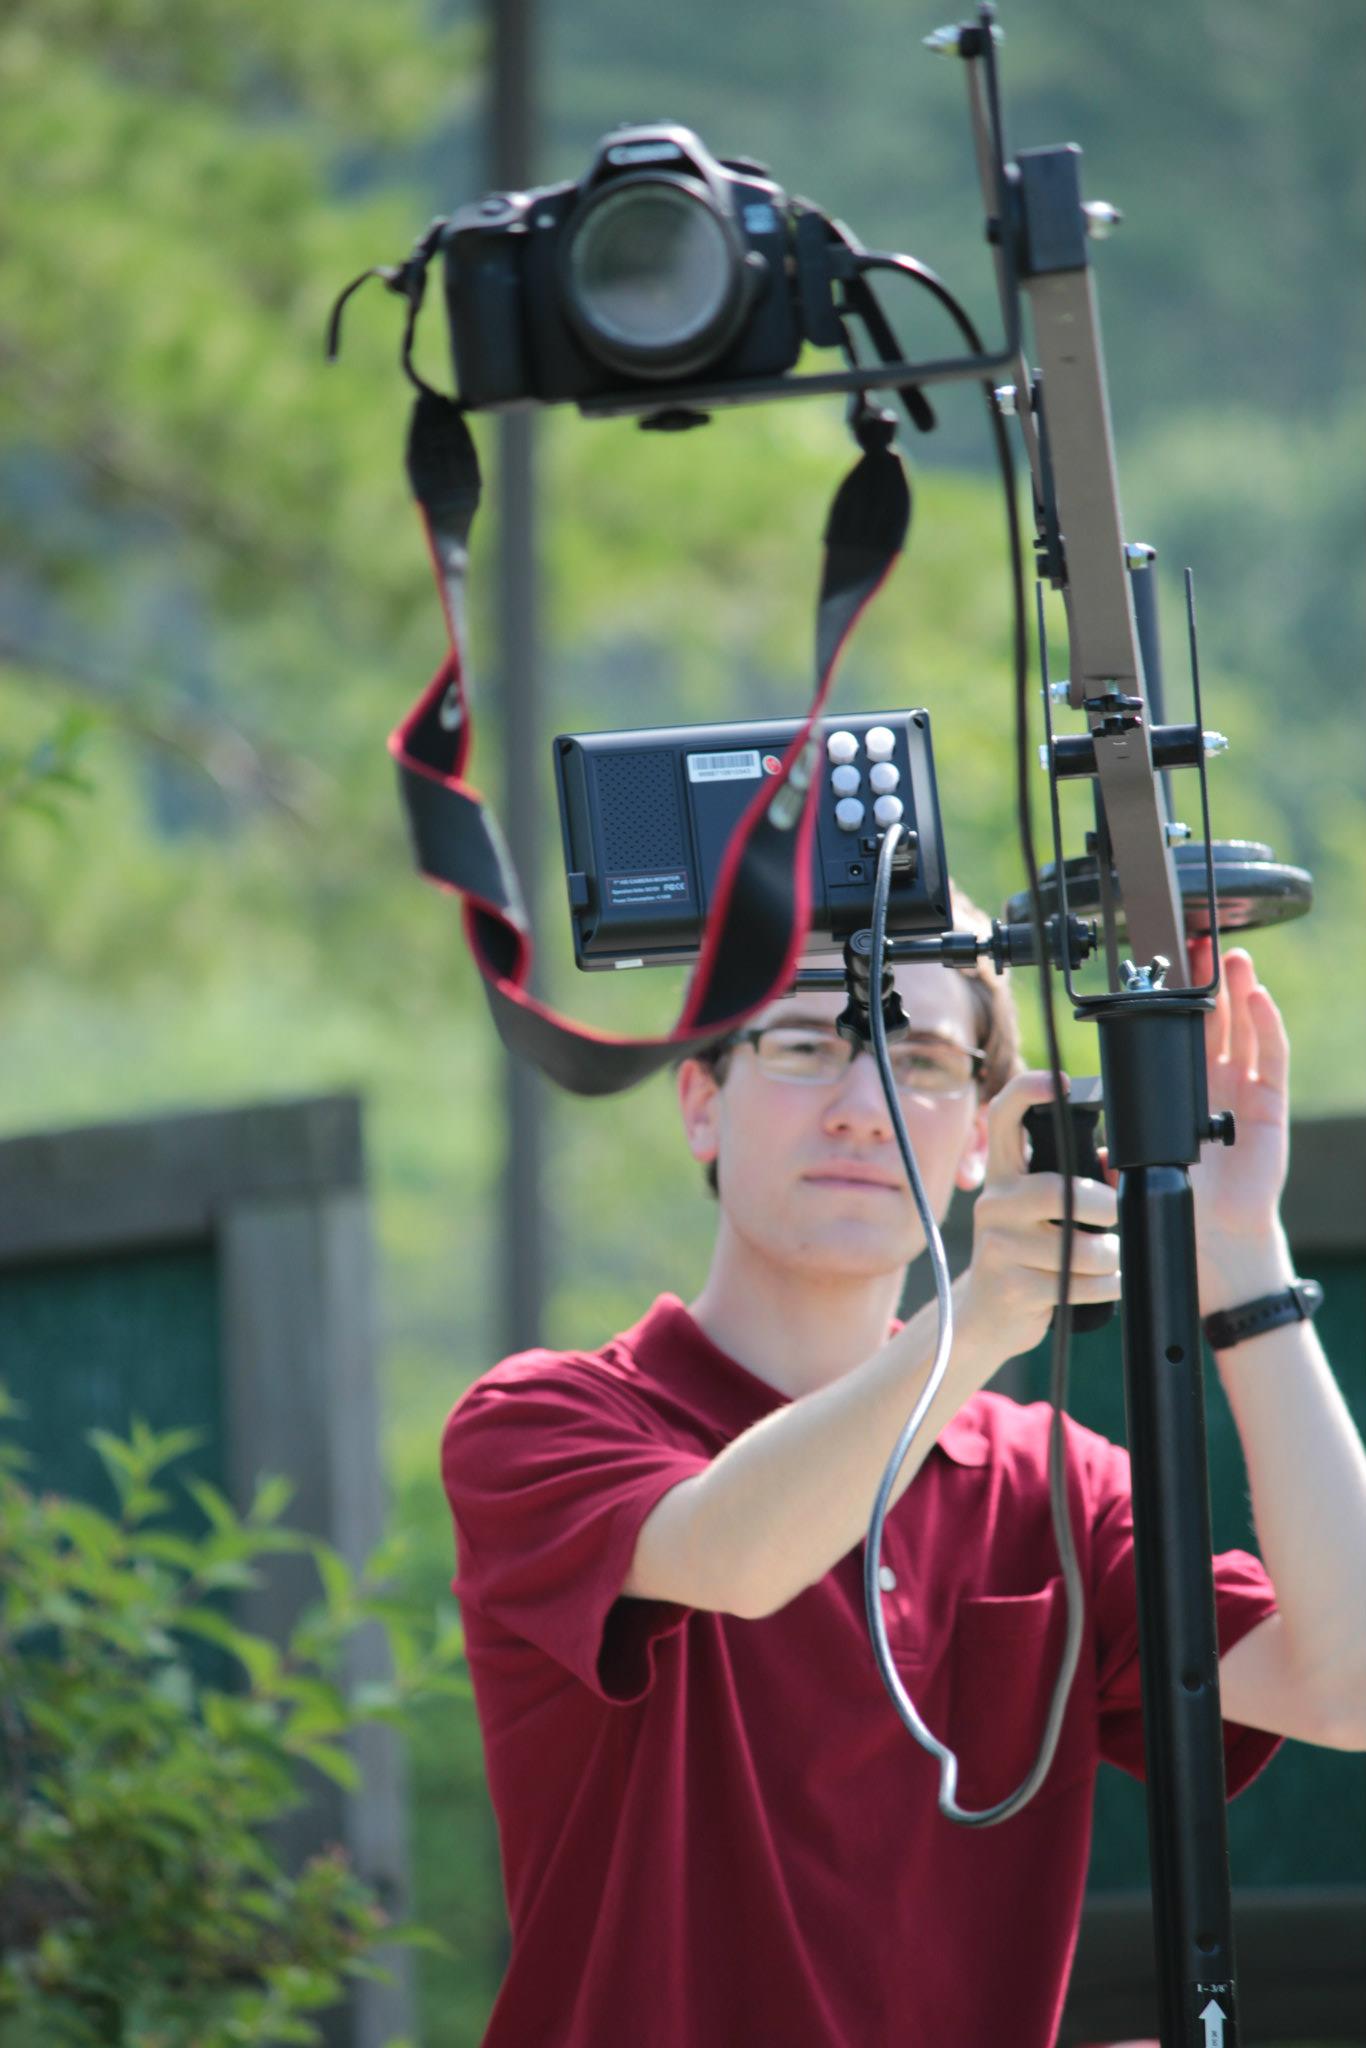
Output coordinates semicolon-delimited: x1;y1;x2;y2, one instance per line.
685;882;1022;1198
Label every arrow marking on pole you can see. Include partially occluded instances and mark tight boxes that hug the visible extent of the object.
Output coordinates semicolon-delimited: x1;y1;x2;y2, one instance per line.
1200;1998;1226;2048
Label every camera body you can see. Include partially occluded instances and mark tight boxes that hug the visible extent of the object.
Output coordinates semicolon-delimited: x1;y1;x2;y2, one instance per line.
441;125;829;410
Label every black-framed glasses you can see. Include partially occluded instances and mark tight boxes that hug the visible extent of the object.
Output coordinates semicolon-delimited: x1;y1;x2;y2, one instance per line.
724;1024;985;1100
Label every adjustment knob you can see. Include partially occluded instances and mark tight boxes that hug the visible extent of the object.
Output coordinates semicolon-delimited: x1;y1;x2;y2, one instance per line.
830;763;861;797
869;761;900;795
865;725;896;763
834;797;866;832
873;794;904;827
827;730;859;765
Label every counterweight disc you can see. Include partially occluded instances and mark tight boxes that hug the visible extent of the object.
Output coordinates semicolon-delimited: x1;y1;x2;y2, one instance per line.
1003;840;1313;937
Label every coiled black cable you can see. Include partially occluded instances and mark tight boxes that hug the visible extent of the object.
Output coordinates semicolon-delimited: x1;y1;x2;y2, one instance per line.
851;257;1086;1824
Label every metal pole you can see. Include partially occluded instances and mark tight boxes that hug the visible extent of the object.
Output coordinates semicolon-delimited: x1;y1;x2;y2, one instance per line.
1096;998;1240;2047
490;0;547;1358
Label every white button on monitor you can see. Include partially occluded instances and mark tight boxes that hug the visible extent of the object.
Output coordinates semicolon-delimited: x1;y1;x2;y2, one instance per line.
865;725;896;763
830;763;861;797
869;761;900;795
827;730;859;765
834;797;866;832
873;794;904;827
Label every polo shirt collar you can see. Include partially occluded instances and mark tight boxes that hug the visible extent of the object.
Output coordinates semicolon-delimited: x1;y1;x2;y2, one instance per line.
627;1294;991;1463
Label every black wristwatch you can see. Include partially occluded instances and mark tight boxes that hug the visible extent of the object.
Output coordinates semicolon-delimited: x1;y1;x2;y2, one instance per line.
1202;1279;1324;1352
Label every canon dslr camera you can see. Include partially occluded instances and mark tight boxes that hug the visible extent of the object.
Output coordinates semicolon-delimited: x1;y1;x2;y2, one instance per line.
441;123;843;411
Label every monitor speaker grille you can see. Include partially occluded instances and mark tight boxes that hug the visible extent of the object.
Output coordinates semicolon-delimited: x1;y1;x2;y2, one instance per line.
597;752;687;870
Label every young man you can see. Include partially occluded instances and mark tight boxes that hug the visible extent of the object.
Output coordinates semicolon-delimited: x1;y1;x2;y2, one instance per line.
441;928;1366;2048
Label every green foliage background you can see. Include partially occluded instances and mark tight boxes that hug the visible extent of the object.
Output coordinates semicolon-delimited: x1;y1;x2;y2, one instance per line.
1;2;1362;2040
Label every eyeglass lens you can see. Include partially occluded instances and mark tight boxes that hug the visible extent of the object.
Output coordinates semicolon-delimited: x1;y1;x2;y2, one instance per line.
754;1026;976;1094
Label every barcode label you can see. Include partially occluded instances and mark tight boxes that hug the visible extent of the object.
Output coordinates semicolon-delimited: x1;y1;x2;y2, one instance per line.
687;750;762;783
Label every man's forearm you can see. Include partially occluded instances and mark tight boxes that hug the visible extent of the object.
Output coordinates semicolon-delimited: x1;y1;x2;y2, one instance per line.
677;1281;1001;1620
1209;1227;1366;1738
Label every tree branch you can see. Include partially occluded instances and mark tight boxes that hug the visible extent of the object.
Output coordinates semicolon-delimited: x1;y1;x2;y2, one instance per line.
0;633;327;829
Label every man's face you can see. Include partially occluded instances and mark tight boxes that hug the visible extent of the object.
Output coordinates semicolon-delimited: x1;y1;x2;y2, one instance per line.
678;964;990;1281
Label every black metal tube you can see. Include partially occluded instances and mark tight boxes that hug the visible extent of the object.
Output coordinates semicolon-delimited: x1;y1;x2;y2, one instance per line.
1132;564;1176;819
1098;1001;1240;2047
1052;724;1205;781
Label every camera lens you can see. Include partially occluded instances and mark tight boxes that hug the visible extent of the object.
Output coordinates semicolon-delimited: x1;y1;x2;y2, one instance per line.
565;178;747;377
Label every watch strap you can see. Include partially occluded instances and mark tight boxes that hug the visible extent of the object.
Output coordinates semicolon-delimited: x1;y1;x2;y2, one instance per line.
1202;1279;1324;1352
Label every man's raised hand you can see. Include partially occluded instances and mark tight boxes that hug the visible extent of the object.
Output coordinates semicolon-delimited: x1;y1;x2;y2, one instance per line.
957;1070;1122;1369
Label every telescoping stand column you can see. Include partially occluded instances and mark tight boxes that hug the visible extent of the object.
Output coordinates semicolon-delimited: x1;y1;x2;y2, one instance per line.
1097;977;1239;2041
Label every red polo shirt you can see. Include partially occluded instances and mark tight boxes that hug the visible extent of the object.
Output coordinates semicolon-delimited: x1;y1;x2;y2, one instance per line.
442;1294;1281;2048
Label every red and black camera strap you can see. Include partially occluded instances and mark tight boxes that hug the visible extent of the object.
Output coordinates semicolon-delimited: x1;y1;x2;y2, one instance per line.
392;386;911;1096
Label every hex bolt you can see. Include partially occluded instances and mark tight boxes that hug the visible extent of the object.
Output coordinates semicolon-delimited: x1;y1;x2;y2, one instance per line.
1124;541;1156;570
1165;821;1192;844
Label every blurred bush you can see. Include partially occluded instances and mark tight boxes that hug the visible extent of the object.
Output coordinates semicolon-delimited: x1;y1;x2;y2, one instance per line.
0;1386;463;2048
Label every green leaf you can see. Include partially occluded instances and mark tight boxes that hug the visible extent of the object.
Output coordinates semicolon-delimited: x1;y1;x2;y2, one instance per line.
0;1439;35;1479
247;1471;295;1525
0;1384;30;1425
308;1539;355;1614
360;1527;411;1581
130;1529;206;1571
120;1482;172;1526
344;1955;397;1986
193;1557;264;1592
278;1675;348;1738
43;1497;120;1564
85;1426;141;1498
380;1924;455;1956
285;1737;360;1792
183;1474;240;1534
22;1694;78;1747
174;1609;282;1691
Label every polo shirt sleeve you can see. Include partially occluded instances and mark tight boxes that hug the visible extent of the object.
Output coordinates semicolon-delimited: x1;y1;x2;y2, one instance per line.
441;1358;711;1706
1082;1430;1283;1794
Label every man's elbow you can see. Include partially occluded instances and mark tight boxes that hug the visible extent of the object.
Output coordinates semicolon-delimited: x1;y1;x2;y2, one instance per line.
1292;1658;1366;1750
1311;1684;1366;1751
